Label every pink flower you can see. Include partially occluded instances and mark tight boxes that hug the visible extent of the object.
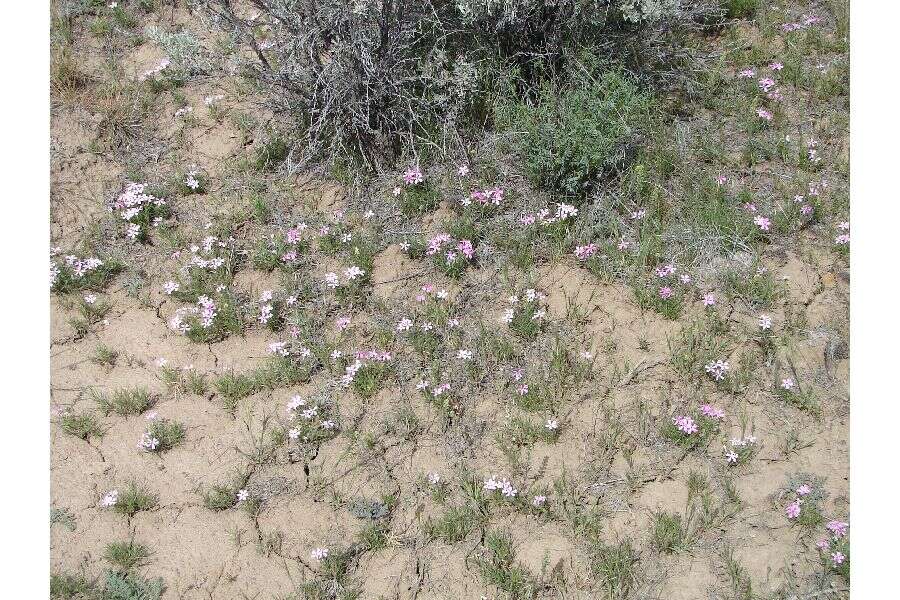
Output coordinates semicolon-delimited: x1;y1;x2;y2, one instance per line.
673;415;698;435
796;484;812;496
770;62;784;71
786;500;802;519
659;286;673;300
700;404;725;421
816;539;830;551
574;243;598;260
753;215;772;231
403;167;423;185
457;239;475;260
702;293;715;307
826;520;849;538
757;108;774;121
831;551;845;565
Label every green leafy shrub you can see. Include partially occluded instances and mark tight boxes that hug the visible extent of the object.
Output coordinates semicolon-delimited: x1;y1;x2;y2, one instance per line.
497;71;650;197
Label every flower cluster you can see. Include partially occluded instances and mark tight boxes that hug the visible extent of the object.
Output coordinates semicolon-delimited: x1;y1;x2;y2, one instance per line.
781;15;820;33
672;415;698;435
183;165;204;193
285;393;339;444
519;202;579;227
704;359;730;382
339;349;393;397
483;476;517;499
784;482;819;522
422;233;476;277
574;243;598;261
253;222;309;272
108;182;169;242
834;221;850;246
463;186;504;207
402;166;424;185
815;519;850;577
500;288;547;339
138;431;160;452
324;263;369;293
724;434;757;465
50;251;108;291
665;406;724;448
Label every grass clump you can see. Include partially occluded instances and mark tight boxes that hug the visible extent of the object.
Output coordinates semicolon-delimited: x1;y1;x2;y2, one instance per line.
60;412;103;440
473;530;536;599
90;344;119;367
140;418;185;453
94;387;155;416
426;504;484;543
590;540;637;600
113;483;158;518
103;540;151;572
50;253;123;295
651;512;686;553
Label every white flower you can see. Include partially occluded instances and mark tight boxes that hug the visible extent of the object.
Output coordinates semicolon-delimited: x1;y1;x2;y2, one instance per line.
311;547;329;561
100;490;119;507
237;489;249;502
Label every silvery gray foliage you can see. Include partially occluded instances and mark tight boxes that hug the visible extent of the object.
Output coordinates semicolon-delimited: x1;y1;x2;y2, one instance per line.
144;26;214;78
202;0;700;168
455;0;679;26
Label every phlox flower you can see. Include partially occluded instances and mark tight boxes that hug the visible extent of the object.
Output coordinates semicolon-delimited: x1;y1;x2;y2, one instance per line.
100;490;119;507
700;404;725;420
673;415;698;435
826;520;849;538
345;265;365;281
786;500;802;519
705;359;730;381
403;167;424;185
753;215;772;231
574;243;597;260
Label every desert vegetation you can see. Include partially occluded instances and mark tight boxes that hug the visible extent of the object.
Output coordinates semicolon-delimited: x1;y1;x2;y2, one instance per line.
50;1;849;598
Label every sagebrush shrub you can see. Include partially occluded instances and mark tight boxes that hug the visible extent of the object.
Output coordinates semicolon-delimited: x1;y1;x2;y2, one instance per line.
205;0;686;167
